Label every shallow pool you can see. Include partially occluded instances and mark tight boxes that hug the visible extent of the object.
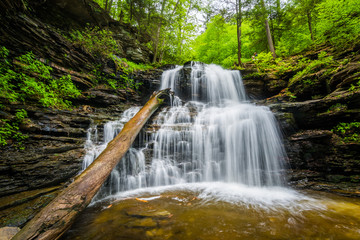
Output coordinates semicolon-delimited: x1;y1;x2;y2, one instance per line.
62;183;360;240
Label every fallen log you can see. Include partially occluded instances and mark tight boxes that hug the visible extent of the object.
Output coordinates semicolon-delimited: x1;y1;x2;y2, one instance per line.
12;89;171;240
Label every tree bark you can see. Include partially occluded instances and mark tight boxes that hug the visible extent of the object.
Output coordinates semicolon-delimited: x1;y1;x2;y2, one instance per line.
12;89;171;240
152;0;167;63
265;19;276;59
307;11;314;41
236;0;242;66
261;0;276;59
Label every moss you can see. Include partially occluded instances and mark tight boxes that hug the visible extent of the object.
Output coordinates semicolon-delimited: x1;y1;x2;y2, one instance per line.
350;175;360;183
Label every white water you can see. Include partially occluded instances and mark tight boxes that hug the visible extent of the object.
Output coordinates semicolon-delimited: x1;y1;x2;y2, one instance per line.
83;62;288;201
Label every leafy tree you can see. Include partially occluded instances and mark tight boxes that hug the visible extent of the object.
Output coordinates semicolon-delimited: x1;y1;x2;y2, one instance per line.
193;15;253;68
315;0;360;46
93;0;202;63
92;0;360;65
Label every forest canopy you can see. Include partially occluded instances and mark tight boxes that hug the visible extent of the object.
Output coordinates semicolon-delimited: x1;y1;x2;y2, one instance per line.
93;0;360;67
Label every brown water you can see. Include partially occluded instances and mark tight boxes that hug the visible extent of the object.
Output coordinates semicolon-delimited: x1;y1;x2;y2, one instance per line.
62;183;360;240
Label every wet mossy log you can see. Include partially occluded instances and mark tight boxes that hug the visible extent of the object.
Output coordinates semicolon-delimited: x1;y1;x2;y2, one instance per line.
12;89;171;240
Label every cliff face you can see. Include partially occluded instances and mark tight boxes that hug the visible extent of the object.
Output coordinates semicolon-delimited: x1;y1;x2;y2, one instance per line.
241;45;360;196
0;0;152;67
0;0;163;228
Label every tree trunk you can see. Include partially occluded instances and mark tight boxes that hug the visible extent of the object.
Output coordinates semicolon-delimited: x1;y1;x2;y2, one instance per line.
307;11;314;41
130;0;133;21
159;37;166;62
236;0;242;66
107;0;114;14
12;89;171;240
153;0;167;63
265;19;276;59
104;0;109;12
261;0;276;59
153;24;162;63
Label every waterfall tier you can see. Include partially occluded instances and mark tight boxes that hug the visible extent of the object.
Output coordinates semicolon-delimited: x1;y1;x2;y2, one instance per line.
83;62;286;199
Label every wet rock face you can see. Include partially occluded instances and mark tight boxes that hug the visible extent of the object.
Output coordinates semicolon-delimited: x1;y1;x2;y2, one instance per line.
0;13;96;75
31;0;114;30
135;69;164;104
241;69;288;100
0;0;152;83
286;130;334;172
0;90;140;198
175;63;199;101
0;107;88;197
0;84;146;227
167;62;208;101
270;92;360;192
284;130;360;195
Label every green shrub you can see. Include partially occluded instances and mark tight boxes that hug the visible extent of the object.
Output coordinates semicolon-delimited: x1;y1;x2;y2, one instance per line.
332;122;360;143
0;47;81;109
253;52;276;72
69;26;119;58
289;52;334;85
112;56;153;90
348;80;360;92
316;0;360;47
0;109;28;148
327;103;347;112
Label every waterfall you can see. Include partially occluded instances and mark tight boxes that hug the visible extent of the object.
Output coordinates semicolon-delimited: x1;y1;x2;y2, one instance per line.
84;62;286;199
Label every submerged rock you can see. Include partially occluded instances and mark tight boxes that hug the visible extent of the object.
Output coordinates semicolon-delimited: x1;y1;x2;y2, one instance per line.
125;208;171;219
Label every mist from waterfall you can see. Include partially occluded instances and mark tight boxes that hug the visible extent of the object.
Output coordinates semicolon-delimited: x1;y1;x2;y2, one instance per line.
83;62;286;199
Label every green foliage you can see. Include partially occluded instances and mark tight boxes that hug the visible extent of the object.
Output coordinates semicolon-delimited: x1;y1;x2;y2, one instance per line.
348;80;360;92
94;0;201;63
289;52;334;85
0;109;28;148
285;89;297;100
113;57;151;90
91;57;152;90
253;52;277;72
327;103;347;112
276;26;313;56
193;15;252;68
252;52;299;77
316;0;360;46
114;57;153;73
0;47;81;109
350;175;360;183
91;68;117;89
69;26;119;58
332;122;360;143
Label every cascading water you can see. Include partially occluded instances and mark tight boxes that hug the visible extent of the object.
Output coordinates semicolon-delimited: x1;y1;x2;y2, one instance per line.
64;63;360;240
84;62;286;198
152;62;285;187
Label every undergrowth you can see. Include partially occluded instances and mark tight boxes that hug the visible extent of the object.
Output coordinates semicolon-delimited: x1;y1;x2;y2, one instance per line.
68;26;119;58
0;46;81;109
0;46;82;147
0;109;28;148
332;122;360;143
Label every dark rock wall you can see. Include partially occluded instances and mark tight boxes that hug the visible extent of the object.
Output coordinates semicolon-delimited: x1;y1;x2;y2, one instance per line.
30;0;153;63
0;88;146;227
242;52;360;195
0;0;164;227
